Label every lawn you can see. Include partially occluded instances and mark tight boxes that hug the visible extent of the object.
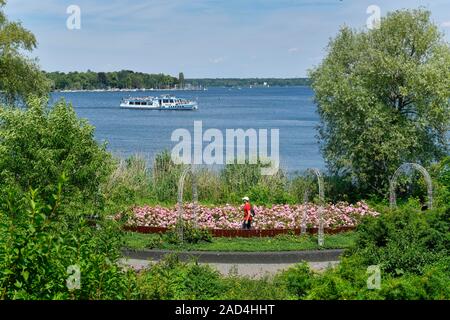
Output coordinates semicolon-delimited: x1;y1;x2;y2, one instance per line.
122;231;357;251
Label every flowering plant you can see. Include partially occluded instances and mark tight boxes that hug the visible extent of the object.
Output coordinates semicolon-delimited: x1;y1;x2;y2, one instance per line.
125;202;379;230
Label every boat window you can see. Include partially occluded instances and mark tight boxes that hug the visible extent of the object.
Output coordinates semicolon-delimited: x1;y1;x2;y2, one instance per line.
130;101;134;105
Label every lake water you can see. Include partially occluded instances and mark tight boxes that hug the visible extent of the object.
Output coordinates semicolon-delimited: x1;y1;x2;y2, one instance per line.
51;86;324;174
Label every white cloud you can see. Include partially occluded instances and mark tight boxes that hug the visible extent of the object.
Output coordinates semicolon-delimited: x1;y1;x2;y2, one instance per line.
288;47;299;53
442;21;450;27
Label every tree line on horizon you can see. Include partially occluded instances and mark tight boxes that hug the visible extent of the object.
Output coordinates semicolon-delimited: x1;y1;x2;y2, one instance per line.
44;70;311;91
45;70;179;91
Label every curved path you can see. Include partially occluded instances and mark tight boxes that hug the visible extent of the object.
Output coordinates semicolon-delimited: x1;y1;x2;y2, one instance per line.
120;248;344;278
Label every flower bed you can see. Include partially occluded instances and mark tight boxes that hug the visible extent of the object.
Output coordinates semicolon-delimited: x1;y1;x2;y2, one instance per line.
124;201;379;231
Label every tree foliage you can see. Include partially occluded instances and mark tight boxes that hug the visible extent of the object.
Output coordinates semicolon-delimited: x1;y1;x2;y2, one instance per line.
0;97;113;206
309;9;450;196
188;77;311;87
0;0;50;104
45;70;179;90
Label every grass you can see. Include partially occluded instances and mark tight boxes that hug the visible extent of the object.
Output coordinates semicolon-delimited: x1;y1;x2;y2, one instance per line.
122;231;357;252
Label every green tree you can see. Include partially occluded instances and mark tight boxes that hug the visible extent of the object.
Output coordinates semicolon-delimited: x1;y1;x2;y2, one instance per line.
309;9;450;196
178;72;185;88
0;0;50;104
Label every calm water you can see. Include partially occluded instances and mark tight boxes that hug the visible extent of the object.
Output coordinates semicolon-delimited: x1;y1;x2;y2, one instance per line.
51;86;324;173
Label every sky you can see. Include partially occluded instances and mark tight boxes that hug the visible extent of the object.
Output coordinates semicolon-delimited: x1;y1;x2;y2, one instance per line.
4;0;450;78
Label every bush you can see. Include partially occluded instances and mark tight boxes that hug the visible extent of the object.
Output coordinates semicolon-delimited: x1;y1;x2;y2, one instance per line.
274;262;313;298
138;255;224;299
351;203;449;276
0;180;138;300
0;98;113;210
220;274;293;300
164;222;212;245
430;156;450;209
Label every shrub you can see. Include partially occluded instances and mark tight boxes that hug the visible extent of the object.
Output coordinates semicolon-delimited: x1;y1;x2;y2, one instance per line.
164;222;212;245
137;255;224;300
0;98;113;210
219;275;293;300
0;180;138;300
274;262;313;298
351;203;449;276
430;156;450;209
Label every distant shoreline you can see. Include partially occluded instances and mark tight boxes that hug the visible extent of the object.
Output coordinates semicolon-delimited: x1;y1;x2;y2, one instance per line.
52;87;207;93
52;85;311;93
45;70;311;92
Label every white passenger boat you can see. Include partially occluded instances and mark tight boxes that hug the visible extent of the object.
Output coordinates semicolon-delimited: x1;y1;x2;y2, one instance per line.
120;95;198;110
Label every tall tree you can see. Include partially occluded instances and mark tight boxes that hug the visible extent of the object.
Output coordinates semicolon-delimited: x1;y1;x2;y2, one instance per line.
178;72;185;88
309;9;450;196
97;72;108;89
0;0;50;104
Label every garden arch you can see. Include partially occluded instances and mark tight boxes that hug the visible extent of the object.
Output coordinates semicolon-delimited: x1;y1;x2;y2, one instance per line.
389;163;433;210
177;165;199;241
301;168;325;246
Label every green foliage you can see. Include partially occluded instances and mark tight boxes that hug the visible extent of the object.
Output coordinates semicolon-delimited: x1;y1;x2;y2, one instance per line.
0;181;138;300
267;200;450;300
187;78;311;88
0;1;50;104
137;255;224;300
274;262;313;298
151;150;182;203
137;255;293;300
219;274;293;300
0;97;113;208
101;155;152;212
107;153;450;208
351;203;449;276
45;70;179;90
208;160;292;205
430;156;450;208
178;72;185;89
133;151;294;206
164;222;212;245
309;9;450;197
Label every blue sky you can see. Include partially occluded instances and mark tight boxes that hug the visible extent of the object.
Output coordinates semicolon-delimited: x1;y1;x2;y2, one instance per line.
4;0;450;77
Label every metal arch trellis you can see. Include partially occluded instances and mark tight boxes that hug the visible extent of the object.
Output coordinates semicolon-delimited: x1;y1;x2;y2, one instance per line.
177;165;199;242
301;168;325;246
389;163;433;210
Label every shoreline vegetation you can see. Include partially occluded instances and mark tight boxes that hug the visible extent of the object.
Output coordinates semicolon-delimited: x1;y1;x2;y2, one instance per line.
44;70;311;92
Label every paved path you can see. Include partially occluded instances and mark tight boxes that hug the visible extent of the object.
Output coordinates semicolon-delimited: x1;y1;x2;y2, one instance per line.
119;258;339;278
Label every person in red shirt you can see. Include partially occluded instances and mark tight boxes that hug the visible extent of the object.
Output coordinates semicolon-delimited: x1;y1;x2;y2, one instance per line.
242;196;252;230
